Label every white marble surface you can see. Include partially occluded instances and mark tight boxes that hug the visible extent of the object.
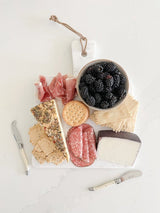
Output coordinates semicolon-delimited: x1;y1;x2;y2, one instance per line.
0;0;160;212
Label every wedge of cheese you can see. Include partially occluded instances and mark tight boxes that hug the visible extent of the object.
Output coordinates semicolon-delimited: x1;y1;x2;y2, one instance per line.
97;130;141;166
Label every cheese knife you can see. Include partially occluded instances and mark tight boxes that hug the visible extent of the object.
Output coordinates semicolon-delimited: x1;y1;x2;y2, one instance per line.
88;170;142;191
11;120;29;175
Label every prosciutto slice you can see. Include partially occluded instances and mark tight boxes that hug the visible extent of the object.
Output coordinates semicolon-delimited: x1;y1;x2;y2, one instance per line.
39;76;52;102
35;73;76;104
62;78;76;105
48;73;65;98
35;82;45;102
35;76;51;102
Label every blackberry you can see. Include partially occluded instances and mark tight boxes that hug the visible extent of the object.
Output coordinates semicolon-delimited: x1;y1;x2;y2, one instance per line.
100;101;109;109
103;90;113;100
95;71;104;80
94;93;102;104
114;68;121;75
84;74;95;84
86;64;103;76
85;96;96;106
88;83;96;94
105;74;114;87
109;95;118;107
104;87;112;92
117;86;127;99
104;62;117;72
80;86;89;99
113;74;120;88
79;82;86;89
85;65;95;75
120;75;126;85
120;91;127;99
94;79;104;92
104;72;110;77
80;75;85;83
95;65;103;72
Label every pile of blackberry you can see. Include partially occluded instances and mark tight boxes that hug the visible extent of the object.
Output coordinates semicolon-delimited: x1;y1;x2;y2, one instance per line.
79;62;127;109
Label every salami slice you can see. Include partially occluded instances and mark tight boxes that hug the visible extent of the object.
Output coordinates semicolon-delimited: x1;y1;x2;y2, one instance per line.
85;127;97;160
81;123;91;131
82;132;89;163
67;124;96;167
67;126;83;159
67;141;95;167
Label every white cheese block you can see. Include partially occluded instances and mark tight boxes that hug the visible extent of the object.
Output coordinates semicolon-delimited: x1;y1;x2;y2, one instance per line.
97;131;141;166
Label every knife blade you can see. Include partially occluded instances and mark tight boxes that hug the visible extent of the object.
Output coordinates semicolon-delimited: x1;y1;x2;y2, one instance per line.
120;170;142;182
11;120;29;175
88;170;142;191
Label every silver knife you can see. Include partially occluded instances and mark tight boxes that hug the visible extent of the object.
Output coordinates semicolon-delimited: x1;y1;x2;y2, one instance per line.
88;170;142;191
11;120;29;175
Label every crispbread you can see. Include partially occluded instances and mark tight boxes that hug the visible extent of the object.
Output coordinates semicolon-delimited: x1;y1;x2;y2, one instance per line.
37;138;56;155
31;99;70;162
30;124;66;165
29;124;48;146
32;145;46;164
90;95;138;132
46;152;64;165
62;100;89;126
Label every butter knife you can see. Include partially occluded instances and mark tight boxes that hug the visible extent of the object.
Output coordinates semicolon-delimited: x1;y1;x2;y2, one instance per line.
11;120;29;175
88;170;142;191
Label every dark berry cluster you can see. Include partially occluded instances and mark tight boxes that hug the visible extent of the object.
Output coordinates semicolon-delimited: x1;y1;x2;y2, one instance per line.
79;62;127;109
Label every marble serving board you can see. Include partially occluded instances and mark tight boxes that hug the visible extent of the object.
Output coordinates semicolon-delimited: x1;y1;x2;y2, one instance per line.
32;85;135;169
32;40;136;168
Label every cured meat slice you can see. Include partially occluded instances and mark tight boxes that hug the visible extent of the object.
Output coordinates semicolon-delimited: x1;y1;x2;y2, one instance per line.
63;75;68;89
81;123;91;131
85;127;97;160
82;132;89;163
48;77;57;98
48;73;65;98
70;150;95;167
62;78;76;105
35;82;45;102
68;126;83;159
39;76;51;102
67;124;96;167
35;73;76;104
67;140;95;167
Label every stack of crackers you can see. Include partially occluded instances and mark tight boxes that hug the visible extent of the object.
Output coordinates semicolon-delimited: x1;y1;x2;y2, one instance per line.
90;95;138;132
29;124;65;164
29;99;70;165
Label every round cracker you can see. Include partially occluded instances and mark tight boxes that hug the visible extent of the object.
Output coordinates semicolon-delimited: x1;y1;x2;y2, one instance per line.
62;101;89;126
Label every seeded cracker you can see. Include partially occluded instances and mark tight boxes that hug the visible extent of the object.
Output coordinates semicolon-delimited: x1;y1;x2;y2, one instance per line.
31;99;70;163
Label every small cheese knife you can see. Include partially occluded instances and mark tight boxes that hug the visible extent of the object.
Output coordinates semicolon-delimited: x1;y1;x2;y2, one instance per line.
11;120;29;175
88;170;142;191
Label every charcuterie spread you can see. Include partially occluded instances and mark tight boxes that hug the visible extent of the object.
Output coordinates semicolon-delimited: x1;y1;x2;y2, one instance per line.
29;60;142;168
